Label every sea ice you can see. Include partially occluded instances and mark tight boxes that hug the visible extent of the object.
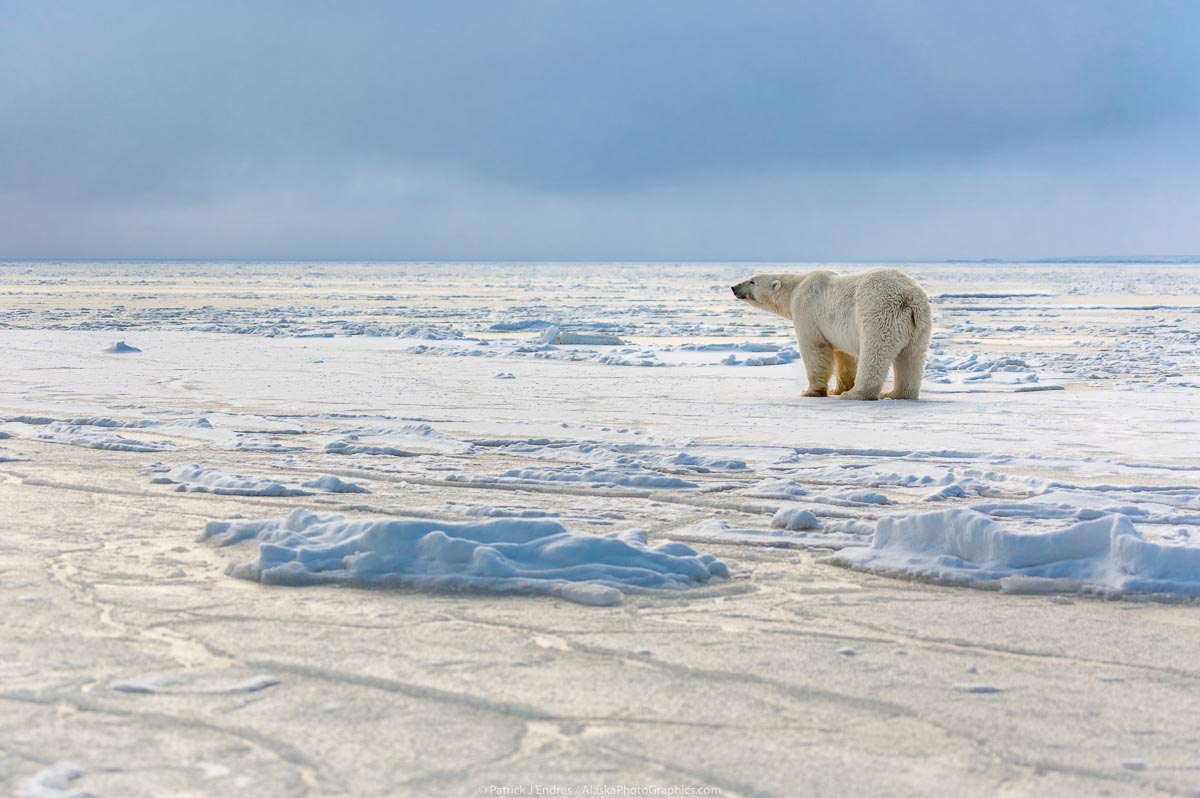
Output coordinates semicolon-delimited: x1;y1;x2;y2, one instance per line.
539;325;625;346
494;466;699;490
742;479;811;499
670;518;869;550
15;761;87;798
772;507;822;531
324;440;419;457
111;670;280;695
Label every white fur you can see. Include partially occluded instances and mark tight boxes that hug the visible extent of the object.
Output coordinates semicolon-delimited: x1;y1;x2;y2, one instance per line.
731;268;932;400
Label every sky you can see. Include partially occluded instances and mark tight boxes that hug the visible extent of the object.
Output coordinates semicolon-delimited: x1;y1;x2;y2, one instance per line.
2;1;1199;262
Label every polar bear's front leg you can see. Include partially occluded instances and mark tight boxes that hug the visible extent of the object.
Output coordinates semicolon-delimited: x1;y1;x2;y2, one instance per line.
830;351;857;396
798;340;834;397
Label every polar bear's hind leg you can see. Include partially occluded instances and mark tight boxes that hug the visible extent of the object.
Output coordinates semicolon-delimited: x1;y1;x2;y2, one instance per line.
883;331;930;399
830;351;857;395
841;299;910;401
839;336;895;400
883;296;932;400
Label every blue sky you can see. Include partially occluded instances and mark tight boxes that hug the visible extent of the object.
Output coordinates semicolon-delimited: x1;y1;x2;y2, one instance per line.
2;1;1198;261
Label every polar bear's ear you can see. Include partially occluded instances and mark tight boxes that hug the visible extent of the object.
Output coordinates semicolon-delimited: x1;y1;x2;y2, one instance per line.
770;279;781;292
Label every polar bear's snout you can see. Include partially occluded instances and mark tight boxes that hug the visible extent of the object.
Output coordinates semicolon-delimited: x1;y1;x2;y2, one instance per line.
731;281;751;300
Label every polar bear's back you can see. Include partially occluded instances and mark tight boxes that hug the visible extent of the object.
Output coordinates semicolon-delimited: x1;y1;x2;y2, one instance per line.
847;268;931;344
843;267;926;303
853;264;926;307
791;268;930;355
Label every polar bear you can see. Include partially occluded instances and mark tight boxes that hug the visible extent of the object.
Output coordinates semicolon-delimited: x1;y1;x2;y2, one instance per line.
731;268;932;400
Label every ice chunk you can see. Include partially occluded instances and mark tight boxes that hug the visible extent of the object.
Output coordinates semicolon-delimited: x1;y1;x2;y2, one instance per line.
772;507;822;531
103;340;141;353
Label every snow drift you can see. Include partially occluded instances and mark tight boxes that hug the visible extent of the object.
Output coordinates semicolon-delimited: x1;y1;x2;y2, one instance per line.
150;464;368;496
202;508;728;605
103;340;142;354
828;508;1200;597
539;325;625;346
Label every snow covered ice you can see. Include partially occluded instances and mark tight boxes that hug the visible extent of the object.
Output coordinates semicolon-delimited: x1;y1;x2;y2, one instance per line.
202;508;727;605
102;340;141;354
145;463;369;496
4;260;1200;796
828;508;1200;595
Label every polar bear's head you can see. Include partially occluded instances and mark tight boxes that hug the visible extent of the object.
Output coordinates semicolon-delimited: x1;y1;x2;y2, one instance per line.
731;275;787;316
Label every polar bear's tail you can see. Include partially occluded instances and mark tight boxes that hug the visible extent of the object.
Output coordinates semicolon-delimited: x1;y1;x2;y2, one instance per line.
902;292;932;342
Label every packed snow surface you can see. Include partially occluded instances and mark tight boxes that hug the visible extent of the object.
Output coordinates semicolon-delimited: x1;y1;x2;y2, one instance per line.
15;762;86;798
202;508;728;605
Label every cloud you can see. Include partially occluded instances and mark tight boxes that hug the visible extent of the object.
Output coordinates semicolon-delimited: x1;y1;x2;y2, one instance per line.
2;0;1198;258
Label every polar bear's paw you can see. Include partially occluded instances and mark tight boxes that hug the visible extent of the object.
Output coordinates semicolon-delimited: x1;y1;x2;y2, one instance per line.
838;388;880;401
881;390;918;401
802;387;829;398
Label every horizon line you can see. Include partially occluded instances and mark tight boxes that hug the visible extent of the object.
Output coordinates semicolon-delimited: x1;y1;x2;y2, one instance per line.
3;255;1200;266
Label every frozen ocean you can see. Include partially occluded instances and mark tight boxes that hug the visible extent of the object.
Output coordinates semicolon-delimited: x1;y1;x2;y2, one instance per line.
3;260;1200;796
